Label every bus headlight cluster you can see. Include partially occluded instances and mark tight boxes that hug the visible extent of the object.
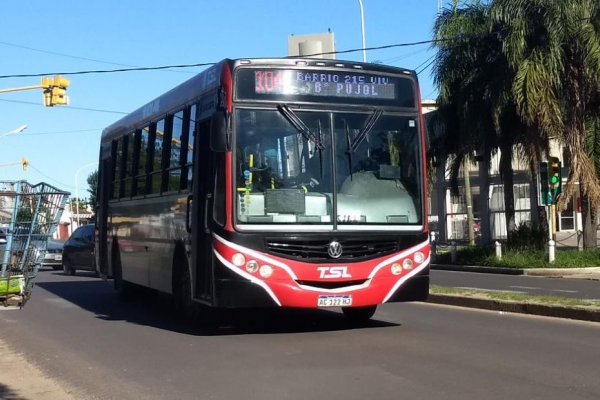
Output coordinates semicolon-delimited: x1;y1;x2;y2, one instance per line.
231;253;274;278
390;250;427;275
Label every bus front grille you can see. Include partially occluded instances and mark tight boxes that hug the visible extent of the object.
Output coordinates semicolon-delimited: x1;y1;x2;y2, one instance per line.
264;238;397;262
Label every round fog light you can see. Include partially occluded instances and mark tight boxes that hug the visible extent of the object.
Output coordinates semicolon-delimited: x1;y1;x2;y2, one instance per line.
391;263;402;275
232;253;246;267
414;251;425;264
402;258;414;270
259;265;273;278
245;260;259;273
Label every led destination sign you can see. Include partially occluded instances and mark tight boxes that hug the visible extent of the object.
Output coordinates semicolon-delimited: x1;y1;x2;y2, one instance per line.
255;70;396;100
236;68;416;107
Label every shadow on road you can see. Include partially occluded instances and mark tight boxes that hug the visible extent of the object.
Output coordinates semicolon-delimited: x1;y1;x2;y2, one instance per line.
0;383;27;400
35;273;398;337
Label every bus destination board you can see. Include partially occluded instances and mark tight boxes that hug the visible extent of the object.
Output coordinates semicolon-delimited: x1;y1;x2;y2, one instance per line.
253;69;396;100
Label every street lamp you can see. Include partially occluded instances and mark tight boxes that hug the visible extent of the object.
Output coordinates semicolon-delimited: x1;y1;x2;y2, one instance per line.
357;0;367;63
74;161;98;227
0;124;27;138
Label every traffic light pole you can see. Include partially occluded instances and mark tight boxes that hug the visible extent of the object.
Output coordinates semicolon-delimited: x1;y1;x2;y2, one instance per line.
0;85;45;94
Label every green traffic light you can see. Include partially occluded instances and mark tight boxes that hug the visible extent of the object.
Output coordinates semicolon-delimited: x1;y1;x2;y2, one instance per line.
550;175;559;185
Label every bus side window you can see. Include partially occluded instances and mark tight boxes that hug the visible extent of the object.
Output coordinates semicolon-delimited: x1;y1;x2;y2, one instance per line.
136;127;150;196
150;119;165;194
168;110;185;192
184;104;197;189
111;138;123;199
122;131;136;198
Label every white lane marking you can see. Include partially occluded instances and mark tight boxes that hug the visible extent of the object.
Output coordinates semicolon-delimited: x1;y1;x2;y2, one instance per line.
454;287;526;294
510;286;542;290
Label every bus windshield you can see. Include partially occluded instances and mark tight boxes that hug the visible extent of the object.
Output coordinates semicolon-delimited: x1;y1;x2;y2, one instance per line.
235;108;422;227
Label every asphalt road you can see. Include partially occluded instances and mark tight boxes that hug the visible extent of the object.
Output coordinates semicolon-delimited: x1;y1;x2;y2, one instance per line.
431;269;600;299
1;270;599;400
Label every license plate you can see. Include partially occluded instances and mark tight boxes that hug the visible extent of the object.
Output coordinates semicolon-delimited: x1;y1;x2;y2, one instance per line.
317;295;352;307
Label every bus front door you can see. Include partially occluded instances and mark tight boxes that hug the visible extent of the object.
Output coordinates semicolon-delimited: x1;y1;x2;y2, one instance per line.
191;120;213;303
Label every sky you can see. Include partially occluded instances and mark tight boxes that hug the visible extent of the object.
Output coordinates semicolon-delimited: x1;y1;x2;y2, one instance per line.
0;0;440;199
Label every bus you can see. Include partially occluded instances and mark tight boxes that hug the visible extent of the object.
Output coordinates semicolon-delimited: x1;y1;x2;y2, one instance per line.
96;58;430;322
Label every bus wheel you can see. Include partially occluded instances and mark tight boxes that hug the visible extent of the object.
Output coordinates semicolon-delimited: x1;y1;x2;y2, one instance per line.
342;305;377;322
113;244;130;299
173;257;197;322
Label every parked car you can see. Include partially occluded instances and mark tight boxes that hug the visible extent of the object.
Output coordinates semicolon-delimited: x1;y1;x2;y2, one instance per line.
62;224;96;275
42;240;64;270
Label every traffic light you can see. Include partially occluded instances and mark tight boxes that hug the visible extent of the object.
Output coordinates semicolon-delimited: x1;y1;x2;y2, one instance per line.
549;157;562;201
41;75;70;106
539;161;551;205
21;157;28;172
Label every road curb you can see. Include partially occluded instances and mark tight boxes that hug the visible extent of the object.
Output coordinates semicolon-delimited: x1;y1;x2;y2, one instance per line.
427;294;600;323
431;264;524;275
431;264;600;279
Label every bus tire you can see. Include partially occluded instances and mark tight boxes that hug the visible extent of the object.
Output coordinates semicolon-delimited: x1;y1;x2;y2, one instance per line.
112;243;130;299
172;252;197;322
342;305;377;322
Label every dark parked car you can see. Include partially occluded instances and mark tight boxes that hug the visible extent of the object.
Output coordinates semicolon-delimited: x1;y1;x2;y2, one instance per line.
42;240;64;270
62;224;96;275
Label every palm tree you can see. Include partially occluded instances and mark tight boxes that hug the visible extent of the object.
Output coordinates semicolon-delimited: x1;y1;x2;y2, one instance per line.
491;0;600;248
433;0;528;242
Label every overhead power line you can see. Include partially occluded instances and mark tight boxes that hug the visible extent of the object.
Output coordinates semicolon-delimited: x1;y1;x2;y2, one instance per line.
0;39;443;80
0;98;127;114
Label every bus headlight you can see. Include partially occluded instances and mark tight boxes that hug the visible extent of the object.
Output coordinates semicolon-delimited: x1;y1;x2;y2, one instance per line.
414;251;425;264
232;253;246;267
245;260;259;273
391;263;402;275
259;265;273;278
402;258;414;270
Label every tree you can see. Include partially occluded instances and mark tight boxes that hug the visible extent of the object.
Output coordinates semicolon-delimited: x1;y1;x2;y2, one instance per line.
492;0;600;248
86;170;98;210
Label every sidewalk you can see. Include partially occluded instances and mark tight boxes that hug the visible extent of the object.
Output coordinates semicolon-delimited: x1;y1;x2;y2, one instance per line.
0;336;79;400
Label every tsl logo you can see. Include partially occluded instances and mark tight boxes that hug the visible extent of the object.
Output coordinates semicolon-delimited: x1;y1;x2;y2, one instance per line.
317;266;351;279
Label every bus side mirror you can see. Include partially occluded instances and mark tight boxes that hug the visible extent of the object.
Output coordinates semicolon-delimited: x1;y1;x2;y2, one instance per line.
210;111;229;152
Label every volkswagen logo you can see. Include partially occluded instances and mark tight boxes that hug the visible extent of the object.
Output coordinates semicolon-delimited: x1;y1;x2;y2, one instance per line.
327;241;343;259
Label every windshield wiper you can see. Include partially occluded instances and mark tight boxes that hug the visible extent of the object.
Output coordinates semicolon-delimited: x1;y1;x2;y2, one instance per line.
277;104;324;150
349;109;383;154
344;119;354;181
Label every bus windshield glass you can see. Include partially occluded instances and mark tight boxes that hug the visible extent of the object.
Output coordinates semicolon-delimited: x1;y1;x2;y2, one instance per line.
235;108;422;227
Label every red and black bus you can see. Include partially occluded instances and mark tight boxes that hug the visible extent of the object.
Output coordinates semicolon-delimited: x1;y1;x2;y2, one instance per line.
96;58;430;321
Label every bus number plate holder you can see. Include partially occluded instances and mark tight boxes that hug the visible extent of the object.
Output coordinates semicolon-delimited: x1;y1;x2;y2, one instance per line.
317;295;352;307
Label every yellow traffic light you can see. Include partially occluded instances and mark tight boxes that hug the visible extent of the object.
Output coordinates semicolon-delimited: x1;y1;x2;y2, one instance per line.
41;75;70;107
41;77;53;89
52;76;70;88
51;86;69;106
21;157;28;172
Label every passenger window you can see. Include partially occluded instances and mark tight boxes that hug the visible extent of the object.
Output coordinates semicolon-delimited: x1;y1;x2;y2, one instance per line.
150;119;165;193
111;139;123;199
186;104;197;189
167;110;185;191
136;127;150;196
122;132;135;198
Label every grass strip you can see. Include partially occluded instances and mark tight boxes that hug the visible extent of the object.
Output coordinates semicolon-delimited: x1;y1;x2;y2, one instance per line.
430;285;600;311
